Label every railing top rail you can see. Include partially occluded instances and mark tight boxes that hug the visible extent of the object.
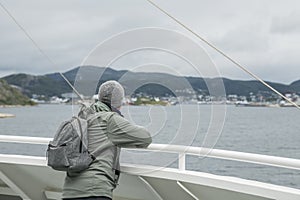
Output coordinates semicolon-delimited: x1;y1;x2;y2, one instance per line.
1;135;300;171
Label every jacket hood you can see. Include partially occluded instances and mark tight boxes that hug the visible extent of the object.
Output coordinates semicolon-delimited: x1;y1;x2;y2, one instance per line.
91;101;111;113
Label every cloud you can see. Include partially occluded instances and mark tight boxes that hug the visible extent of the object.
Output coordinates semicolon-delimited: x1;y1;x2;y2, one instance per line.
0;0;167;76
270;11;300;34
0;0;300;84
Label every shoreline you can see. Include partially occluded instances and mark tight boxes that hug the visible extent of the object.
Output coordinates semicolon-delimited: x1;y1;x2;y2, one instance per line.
0;104;36;108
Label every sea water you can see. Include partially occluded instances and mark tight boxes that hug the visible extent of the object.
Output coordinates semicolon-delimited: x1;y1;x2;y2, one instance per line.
0;104;299;189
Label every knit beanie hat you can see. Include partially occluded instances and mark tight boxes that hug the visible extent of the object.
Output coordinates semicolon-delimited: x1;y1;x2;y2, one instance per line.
98;80;124;108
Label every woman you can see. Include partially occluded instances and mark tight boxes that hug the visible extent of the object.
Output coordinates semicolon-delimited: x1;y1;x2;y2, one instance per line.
62;80;152;200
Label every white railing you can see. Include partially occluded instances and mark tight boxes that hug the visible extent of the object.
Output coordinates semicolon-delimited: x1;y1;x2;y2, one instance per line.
1;135;300;171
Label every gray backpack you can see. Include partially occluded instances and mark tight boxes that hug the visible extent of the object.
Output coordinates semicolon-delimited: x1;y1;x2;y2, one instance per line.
47;108;102;175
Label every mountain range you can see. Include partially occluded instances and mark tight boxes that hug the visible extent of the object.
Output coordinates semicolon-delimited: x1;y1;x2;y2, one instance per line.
1;66;300;98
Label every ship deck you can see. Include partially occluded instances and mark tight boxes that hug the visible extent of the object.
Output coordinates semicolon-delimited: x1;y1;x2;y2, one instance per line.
1;135;300;200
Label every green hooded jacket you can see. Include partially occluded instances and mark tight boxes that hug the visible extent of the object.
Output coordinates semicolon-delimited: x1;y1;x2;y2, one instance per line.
62;102;152;199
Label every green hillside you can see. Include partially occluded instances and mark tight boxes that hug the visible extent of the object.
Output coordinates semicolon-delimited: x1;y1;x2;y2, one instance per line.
3;73;71;97
0;79;35;105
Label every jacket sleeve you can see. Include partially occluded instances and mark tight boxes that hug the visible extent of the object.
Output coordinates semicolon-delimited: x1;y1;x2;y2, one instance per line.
107;113;152;148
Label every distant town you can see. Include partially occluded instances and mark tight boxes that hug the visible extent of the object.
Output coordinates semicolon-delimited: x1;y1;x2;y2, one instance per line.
30;89;300;107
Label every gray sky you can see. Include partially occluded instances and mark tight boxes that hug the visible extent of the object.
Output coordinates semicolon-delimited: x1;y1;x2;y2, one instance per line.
0;0;300;84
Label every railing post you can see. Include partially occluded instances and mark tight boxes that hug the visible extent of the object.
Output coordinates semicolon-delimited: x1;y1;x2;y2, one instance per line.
178;153;186;171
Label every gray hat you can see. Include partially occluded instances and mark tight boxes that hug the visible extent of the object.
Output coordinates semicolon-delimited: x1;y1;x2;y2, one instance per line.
98;80;124;108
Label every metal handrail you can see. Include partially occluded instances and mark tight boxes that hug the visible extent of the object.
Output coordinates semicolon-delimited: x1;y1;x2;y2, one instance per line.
0;135;52;145
1;135;300;171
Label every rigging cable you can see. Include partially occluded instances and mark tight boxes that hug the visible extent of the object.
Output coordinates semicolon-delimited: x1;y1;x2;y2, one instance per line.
0;1;83;101
146;0;300;110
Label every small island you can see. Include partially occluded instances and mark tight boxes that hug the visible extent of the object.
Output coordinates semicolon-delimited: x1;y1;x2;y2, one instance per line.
130;97;169;106
0;113;15;118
